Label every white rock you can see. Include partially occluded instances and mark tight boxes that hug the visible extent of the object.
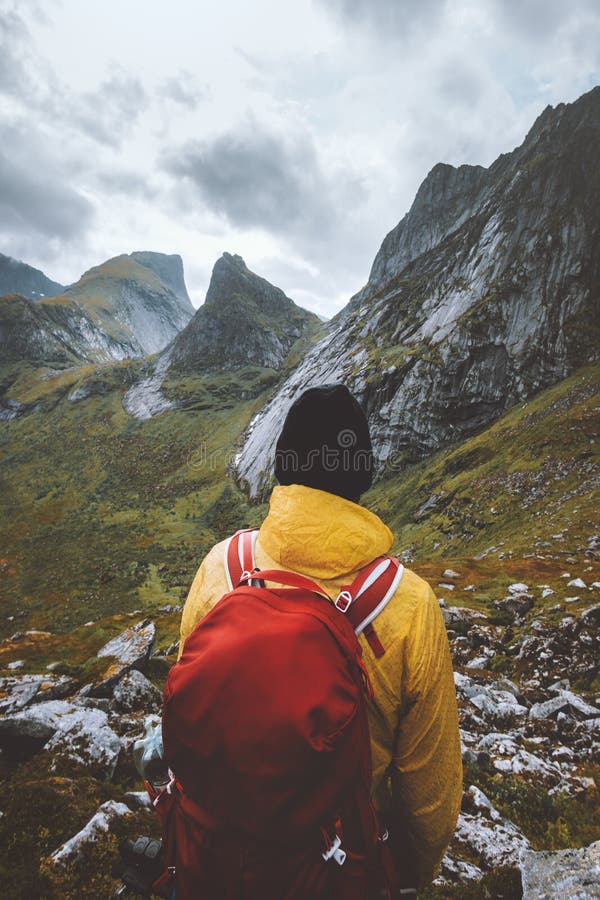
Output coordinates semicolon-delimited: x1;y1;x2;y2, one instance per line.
436;854;483;884
49;800;131;866
97;621;155;665
466;656;489;669
113;669;162;712
520;839;600;899
442;569;461;579
10;700;122;779
567;578;586;589
530;690;600;720
454;811;531;869
470;689;528;722
508;582;529;594
465;785;502;821
541;588;555;598
7;660;25;670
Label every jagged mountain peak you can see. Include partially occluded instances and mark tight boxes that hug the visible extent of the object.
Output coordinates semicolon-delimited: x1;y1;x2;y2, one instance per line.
129;251;193;308
162;253;320;374
524;84;600;145
0;250;196;367
234;85;600;498
44;251;195;358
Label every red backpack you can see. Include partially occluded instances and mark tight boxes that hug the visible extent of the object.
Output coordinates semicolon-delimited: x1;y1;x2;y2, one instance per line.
156;528;404;899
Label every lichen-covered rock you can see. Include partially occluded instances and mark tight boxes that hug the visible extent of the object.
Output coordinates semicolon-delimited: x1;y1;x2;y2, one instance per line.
93;621;156;694
0;674;79;714
113;670;162;713
454;786;531;870
6;700;122;779
48;800;132;867
520;840;600;899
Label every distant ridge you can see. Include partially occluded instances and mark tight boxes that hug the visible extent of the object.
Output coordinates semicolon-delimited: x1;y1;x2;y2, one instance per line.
0;253;64;301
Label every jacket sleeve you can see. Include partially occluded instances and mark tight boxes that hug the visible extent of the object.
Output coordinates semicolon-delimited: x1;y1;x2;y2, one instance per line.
178;541;230;658
390;585;462;889
178;558;207;659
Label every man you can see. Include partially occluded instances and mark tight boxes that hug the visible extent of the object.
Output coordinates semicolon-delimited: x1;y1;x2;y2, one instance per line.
179;383;462;891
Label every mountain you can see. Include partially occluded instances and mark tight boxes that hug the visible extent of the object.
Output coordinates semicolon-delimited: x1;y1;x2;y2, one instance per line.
164;253;320;372
234;87;600;498
0;253;64;301
52;253;195;356
121;253;320;419
129;251;192;307
0;292;132;369
0;252;195;368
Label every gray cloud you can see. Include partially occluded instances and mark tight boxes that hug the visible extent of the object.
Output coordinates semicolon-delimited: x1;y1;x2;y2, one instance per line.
0;7;47;102
321;0;600;43
489;0;600;40
319;0;445;35
162;121;362;241
96;169;157;200
0;152;93;241
69;72;148;148
160;73;209;109
0;118;94;243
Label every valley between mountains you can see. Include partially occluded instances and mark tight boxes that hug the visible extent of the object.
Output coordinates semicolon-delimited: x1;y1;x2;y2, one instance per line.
0;87;599;898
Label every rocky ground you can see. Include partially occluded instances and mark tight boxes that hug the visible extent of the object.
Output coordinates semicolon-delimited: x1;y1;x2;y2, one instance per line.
0;570;598;898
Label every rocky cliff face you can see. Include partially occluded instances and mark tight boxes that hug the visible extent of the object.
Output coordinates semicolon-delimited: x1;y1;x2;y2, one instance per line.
56;253;195;357
235;87;600;498
0;293;136;366
129;251;192;307
164;253;319;372
0;253;64;301
0;252;195;367
122;253;320;419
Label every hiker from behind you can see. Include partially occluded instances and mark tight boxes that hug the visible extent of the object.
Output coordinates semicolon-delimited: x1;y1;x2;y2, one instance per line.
164;384;462;897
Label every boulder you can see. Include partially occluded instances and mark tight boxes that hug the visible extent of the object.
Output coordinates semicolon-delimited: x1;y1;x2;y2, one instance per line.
93;621;155;695
0;715;56;760
520;840;600;899
49;800;132;867
5;700;122;779
530;690;600;721
113;670;162;713
0;674;79;714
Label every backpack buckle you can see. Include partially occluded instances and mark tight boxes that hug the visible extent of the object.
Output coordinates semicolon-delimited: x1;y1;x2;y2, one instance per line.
322;834;347;866
334;590;353;613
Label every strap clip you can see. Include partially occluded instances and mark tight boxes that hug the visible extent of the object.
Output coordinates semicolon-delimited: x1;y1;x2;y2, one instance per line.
334;590;353;613
322;833;347;866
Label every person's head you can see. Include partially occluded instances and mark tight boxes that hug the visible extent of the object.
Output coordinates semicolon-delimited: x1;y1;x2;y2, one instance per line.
274;383;373;504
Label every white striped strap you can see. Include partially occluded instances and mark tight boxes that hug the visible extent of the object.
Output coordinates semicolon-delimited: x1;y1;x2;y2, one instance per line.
223;528;260;590
337;556;404;657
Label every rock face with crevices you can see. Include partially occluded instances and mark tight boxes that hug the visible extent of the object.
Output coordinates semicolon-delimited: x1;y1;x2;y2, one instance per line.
163;253;320;373
234;87;600;498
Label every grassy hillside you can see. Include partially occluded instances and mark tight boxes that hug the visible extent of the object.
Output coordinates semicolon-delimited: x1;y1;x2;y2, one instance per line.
0;359;598;898
0;359;272;643
367;360;599;600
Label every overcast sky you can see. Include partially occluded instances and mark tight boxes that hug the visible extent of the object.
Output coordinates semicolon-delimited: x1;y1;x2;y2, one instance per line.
1;0;599;316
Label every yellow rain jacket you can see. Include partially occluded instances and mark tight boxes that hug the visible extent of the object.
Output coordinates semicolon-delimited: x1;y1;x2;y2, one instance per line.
179;484;462;889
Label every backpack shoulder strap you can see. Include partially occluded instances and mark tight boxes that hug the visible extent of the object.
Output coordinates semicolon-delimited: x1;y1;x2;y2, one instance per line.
335;556;404;658
224;528;260;589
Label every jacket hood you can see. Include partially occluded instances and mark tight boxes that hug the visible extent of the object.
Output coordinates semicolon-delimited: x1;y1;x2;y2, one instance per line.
259;484;394;579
